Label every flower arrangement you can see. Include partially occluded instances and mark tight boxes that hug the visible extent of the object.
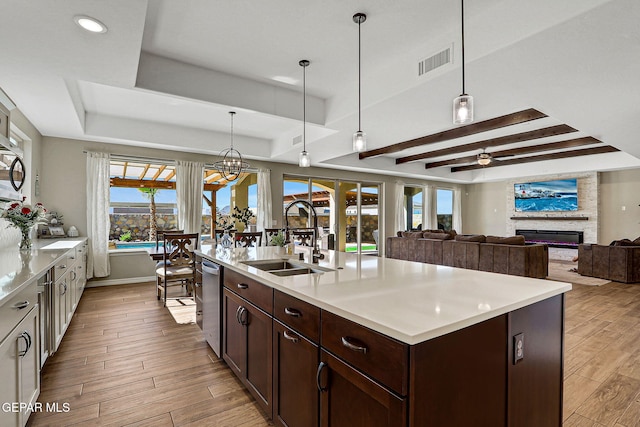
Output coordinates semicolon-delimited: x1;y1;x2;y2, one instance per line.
215;215;234;231
232;206;255;229
1;200;47;250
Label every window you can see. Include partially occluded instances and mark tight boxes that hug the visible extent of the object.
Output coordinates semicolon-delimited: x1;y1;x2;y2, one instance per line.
109;160;178;244
205;170;258;235
403;186;424;231
436;189;453;231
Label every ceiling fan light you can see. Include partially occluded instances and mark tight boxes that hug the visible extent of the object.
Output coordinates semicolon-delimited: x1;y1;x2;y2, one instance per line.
353;130;367;152
477;152;491;166
299;150;311;168
453;94;474;124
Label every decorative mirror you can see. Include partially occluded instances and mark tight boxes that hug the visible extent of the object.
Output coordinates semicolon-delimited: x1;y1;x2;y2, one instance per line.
9;157;25;191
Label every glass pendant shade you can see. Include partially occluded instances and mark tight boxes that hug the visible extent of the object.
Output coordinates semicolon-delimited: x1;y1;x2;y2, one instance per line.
453;94;474;124
299;150;310;168
352;130;367;152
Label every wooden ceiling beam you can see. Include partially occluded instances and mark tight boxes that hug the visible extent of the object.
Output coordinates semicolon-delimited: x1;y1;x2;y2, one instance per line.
152;165;167;180
110;178;175;189
359;108;548;159
121;161;128;178
110;178;223;192
424;136;601;169
398;124;576;164
450;146;619;172
139;163;150;180
164;170;176;181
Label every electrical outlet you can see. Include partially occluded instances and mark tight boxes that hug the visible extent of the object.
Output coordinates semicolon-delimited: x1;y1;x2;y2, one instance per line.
513;333;524;364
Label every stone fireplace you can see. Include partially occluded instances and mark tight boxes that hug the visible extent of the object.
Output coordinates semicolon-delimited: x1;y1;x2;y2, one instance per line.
516;229;584;248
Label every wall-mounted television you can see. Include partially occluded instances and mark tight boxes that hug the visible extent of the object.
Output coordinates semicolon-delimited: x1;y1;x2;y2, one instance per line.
514;179;578;212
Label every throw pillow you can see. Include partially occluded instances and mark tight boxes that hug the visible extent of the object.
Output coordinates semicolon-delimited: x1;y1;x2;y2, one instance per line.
423;232;453;240
485;235;526;245
455;234;486;243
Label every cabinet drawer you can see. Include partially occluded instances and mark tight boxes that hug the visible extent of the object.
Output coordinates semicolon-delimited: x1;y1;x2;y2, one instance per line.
224;269;273;314
321;310;409;396
274;290;320;343
0;281;38;343
54;256;72;281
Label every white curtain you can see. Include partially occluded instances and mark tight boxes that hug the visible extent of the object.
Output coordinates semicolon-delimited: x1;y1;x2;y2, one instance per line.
453;187;462;233
426;185;438;230
394;181;406;233
422;185;431;230
257;168;272;244
86;152;111;278
176;160;204;234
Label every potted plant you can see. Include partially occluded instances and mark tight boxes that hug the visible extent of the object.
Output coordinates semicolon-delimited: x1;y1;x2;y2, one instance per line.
270;231;286;247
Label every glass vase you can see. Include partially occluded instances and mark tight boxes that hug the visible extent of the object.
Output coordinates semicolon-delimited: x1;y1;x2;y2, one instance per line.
20;227;32;251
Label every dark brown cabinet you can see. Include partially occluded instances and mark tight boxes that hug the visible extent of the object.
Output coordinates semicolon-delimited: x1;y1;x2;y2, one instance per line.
222;287;273;417
213;265;564;427
273;320;319;427
318;350;406;427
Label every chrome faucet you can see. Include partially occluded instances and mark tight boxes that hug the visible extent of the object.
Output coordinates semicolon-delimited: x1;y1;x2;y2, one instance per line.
284;199;325;263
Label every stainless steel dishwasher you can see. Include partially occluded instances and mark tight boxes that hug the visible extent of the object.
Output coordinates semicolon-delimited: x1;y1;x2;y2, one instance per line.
201;261;221;358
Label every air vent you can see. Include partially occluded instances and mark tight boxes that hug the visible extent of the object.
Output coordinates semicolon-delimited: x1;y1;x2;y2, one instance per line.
418;47;451;77
292;135;302;146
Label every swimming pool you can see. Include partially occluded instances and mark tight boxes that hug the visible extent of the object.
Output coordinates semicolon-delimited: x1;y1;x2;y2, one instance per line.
114;241;159;249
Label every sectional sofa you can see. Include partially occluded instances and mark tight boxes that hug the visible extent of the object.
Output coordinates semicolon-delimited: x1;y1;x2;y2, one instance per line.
387;231;549;279
577;241;640;283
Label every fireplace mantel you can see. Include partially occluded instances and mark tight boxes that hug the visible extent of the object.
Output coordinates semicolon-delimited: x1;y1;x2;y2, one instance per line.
510;216;589;221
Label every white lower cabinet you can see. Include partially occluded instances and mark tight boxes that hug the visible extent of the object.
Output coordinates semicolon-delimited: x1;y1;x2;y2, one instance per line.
0;305;39;427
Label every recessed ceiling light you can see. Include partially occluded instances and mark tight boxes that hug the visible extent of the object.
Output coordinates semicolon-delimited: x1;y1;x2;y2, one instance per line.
73;15;108;33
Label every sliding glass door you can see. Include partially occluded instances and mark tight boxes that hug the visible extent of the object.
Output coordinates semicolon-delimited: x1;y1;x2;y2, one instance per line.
284;175;382;255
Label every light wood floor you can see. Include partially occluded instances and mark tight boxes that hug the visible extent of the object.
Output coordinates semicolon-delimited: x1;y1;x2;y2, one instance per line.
27;279;640;426
27;283;274;427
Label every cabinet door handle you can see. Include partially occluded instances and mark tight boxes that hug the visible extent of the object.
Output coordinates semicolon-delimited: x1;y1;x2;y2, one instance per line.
283;330;299;343
239;307;249;326
13;301;29;310
341;336;368;354
284;307;301;317
18;332;30;357
316;362;328;392
237;283;249;290
59;265;67;269
61;283;67;295
24;331;32;353
236;305;243;324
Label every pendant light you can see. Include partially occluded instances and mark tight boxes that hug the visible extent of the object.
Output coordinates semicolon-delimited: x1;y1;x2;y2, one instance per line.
299;59;311;168
453;0;474;124
213;111;249;181
352;12;367;152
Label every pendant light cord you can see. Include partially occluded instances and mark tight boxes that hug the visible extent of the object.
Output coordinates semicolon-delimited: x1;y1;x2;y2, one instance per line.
358;17;362;132
461;0;466;95
303;63;306;152
229;111;235;150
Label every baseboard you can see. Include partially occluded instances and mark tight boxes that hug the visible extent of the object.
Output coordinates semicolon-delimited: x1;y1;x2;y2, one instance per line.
86;276;155;287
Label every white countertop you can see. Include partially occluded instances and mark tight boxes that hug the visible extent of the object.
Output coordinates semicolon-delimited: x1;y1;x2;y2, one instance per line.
196;245;572;345
0;238;86;307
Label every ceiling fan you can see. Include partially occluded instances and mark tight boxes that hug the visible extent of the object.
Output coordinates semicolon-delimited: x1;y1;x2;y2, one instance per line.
477;150;492;166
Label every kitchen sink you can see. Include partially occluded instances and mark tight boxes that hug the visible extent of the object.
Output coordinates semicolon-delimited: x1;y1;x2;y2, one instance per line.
241;259;333;276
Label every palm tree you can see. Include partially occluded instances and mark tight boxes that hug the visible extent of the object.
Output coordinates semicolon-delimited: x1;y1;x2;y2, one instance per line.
139;188;159;242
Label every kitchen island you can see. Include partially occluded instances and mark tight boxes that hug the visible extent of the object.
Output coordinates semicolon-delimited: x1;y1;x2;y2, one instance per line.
196;244;571;427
